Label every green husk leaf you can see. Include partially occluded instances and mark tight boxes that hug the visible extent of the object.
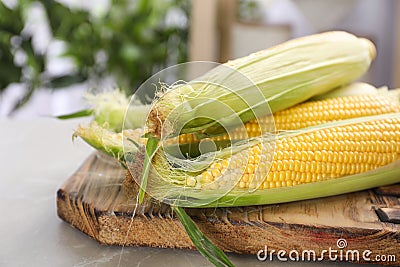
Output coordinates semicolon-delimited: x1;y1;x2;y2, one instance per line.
139;136;159;203
173;206;234;267
73;122;141;162
57;109;93;119
311;82;378;100
165;159;400;208
127;137;140;149
149;32;375;137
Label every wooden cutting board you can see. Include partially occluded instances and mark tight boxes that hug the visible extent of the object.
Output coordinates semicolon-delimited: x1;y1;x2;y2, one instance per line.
57;153;400;265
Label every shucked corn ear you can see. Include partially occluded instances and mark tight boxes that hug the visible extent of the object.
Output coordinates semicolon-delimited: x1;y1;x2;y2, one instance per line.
175;93;400;144
147;31;376;138
198;115;400;190
140;113;400;207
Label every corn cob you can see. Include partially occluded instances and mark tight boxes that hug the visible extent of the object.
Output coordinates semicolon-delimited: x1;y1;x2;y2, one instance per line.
175;93;400;144
197;115;400;191
140;113;400;207
148;31;375;138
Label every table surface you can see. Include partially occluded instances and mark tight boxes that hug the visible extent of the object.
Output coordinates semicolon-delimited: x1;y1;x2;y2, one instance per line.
0;118;377;267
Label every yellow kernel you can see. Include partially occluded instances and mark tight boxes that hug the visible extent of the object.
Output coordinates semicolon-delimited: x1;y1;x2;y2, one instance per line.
326;163;332;173
315;151;322;161
211;169;221;178
286;170;292;180
300;173;307;183
279;171;286;181
310;161;317;173
270;161;278;171
320;163;326;173
333;152;339;162
301;151;308;161
288;142;297;151
263;181;270;189
282;160;290;170
338;153;344;162
202;172;213;183
327;151;333;162
305;173;312;183
222;160;229;168
343;152;349;163
295;172;301;181
307;151;314;161
294;160;301;172
321;150;328;161
248;156;255;164
273;172;280;182
246;164;255;174
300;161;307;172
315;162;322;173
213;162;222;170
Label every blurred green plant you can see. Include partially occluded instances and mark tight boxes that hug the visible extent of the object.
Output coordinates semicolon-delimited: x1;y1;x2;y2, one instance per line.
237;0;262;22
0;0;189;114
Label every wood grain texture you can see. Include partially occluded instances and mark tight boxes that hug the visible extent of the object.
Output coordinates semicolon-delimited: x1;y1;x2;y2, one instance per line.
57;153;400;265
